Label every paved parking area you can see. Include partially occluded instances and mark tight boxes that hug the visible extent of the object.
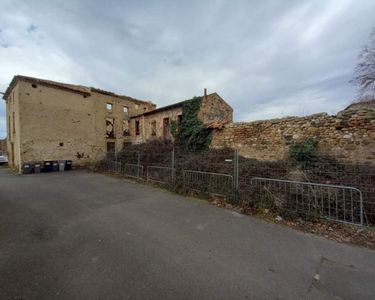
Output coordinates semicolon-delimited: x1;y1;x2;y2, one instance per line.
0;168;374;299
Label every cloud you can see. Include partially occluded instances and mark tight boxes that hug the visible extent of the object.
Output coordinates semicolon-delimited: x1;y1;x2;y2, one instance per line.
0;0;374;139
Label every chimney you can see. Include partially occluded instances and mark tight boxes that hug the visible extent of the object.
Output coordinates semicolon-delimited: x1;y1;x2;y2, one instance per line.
204;88;207;99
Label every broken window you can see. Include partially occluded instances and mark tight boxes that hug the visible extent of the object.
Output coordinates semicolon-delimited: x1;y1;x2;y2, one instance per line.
106;118;115;138
151;121;156;136
123;120;130;136
177;115;182;127
106;103;113;111
135;120;140;136
123;106;128;113
163;117;170;140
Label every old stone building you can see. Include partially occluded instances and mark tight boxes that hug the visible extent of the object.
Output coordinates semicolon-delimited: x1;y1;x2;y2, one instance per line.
3;75;232;172
129;90;233;144
3;75;156;172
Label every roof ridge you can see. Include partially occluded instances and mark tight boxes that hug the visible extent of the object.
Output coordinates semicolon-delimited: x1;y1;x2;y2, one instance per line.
3;75;155;106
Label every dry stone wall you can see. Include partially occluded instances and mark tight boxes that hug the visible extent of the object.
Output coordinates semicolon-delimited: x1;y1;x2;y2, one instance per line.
211;108;375;164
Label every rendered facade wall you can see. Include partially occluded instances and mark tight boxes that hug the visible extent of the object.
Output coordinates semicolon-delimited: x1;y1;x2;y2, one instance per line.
5;79;154;171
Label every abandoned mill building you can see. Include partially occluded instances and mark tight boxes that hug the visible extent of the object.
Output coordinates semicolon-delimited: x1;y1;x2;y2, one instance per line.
3;75;233;172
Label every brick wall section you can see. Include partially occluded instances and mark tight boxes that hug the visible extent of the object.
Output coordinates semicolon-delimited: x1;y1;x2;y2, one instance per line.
211;108;375;164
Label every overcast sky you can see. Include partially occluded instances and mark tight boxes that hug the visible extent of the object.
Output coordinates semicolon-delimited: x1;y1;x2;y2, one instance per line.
0;0;374;138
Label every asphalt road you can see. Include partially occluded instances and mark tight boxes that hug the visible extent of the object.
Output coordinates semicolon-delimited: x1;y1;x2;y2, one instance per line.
0;168;374;300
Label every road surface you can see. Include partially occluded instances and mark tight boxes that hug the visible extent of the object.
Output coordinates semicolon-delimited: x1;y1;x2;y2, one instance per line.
0;168;374;299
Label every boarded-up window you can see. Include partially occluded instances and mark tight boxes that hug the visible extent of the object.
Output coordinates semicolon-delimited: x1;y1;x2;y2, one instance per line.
106;103;113;111
123;106;128;113
106;118;115;138
123;120;130;136
151;121;156;136
135;120;140;135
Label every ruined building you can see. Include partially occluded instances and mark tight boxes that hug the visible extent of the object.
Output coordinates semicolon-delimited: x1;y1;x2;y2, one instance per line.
3;75;232;172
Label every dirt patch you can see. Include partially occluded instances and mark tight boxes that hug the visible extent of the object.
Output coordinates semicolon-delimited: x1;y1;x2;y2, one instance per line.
209;196;375;250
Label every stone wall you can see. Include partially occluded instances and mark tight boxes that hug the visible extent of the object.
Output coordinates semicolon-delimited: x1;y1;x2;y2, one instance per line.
198;93;233;126
211;107;375;164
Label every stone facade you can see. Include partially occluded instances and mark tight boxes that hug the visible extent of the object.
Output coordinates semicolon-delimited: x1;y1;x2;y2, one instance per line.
128;92;233;143
3;76;232;172
211;106;375;164
3;75;155;172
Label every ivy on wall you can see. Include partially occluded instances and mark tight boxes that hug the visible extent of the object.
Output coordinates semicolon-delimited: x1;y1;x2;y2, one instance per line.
171;96;212;151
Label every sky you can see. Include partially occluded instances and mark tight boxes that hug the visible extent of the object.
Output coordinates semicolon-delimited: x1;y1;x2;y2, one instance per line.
0;0;374;139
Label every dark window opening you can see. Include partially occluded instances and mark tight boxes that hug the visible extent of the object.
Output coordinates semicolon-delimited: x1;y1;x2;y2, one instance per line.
123;120;130;136
163;117;170;140
177;115;183;127
135;120;140;136
32;84;37;88
59;142;64;147
151;121;156;136
107;142;116;159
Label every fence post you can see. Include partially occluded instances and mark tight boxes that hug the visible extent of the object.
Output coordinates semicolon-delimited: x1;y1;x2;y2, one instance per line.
137;151;140;178
171;148;175;185
233;149;239;201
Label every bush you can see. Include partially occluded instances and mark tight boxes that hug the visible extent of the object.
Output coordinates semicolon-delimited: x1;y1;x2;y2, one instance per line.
289;139;318;163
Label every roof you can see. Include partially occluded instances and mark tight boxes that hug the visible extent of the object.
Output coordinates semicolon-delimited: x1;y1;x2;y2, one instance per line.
130;93;220;119
3;75;155;106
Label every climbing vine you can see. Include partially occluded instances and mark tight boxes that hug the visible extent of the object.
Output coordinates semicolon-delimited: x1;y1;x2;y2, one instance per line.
171;96;212;151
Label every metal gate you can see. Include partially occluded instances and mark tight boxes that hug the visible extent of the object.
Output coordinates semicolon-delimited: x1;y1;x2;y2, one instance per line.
183;170;233;198
146;166;175;184
250;177;364;225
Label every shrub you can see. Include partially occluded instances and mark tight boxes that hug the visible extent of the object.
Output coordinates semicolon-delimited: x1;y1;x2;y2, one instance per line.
289;139;318;163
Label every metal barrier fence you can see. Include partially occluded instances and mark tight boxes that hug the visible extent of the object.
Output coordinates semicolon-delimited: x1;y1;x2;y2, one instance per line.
146;166;175;184
249;177;364;225
122;163;144;179
102;150;372;226
107;161;122;173
183;170;233;198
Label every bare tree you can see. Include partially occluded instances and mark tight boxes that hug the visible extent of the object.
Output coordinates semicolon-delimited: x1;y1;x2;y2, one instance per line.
351;29;375;100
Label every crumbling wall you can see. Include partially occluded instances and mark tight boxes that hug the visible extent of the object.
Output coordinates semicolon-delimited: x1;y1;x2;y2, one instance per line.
211;108;375;164
18;81;100;166
130;106;182;143
198;93;233;126
6;83;21;170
